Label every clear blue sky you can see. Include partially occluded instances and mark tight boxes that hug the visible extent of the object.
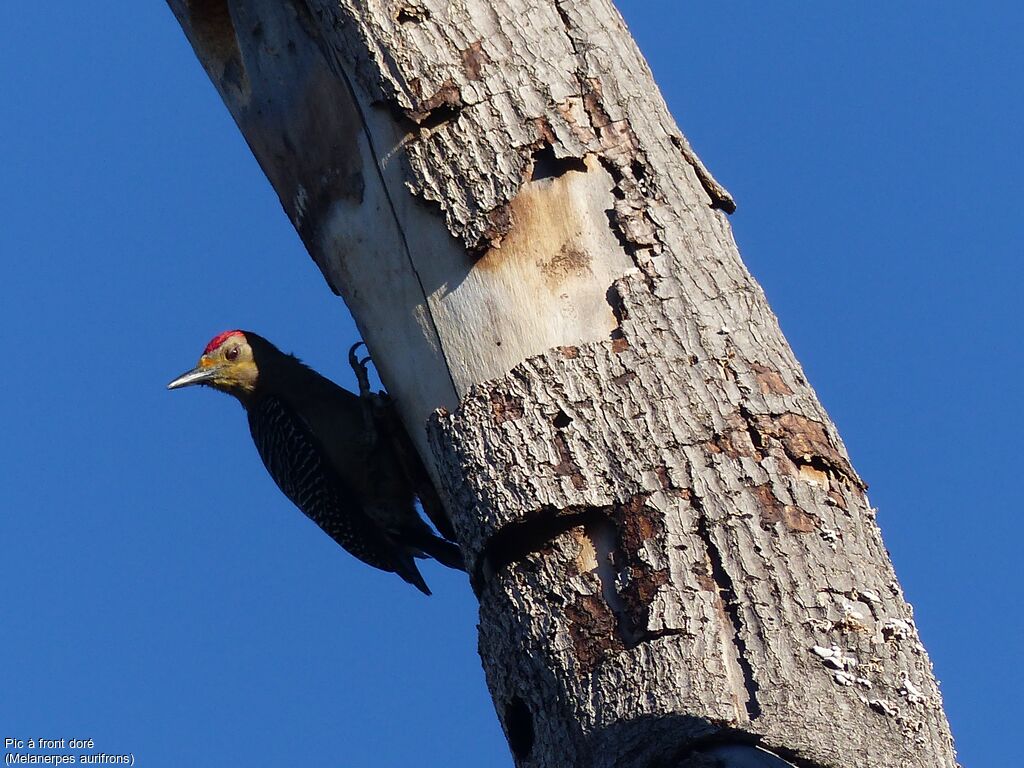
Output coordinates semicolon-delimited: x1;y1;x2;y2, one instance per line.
2;2;1019;765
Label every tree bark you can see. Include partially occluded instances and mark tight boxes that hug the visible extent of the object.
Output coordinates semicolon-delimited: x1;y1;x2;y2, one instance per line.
166;2;958;766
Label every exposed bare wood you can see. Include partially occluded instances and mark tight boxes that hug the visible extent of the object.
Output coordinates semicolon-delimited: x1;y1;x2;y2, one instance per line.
166;1;957;766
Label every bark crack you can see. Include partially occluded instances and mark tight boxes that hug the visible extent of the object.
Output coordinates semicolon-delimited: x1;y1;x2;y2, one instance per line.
586;516;641;646
553;0;583;59
690;487;761;722
300;0;459;400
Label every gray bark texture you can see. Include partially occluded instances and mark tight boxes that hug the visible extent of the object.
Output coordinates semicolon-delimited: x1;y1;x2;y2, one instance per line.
166;2;958;766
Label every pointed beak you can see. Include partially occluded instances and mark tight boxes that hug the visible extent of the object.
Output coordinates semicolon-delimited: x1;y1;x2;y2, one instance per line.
167;363;220;390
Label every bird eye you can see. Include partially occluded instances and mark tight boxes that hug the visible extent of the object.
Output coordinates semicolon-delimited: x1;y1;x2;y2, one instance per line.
225;346;240;361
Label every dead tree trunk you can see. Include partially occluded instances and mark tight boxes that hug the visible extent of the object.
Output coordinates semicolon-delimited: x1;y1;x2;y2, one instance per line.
166;2;957;766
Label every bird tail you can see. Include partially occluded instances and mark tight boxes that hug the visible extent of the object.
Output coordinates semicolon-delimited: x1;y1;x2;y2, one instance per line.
394;553;432;596
393;533;465;595
410;532;466;572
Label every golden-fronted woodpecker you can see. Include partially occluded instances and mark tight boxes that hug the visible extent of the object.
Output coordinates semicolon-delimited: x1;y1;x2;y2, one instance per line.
167;330;463;595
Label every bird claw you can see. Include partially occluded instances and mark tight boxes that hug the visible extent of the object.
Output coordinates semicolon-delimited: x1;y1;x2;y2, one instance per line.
347;342;366;366
348;340;387;446
347;342;373;399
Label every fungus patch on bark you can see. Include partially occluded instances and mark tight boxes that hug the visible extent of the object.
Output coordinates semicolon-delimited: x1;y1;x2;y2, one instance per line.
760;412;865;491
611;496;674;642
728;406;865;492
750;362;795;396
539;243;592;284
490;390;524;423
460;40;489;81
565;592;623;674
753;484;818;533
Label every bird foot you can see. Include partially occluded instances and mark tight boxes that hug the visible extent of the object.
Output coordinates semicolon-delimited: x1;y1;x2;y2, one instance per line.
348;341;388;446
348;342;374;399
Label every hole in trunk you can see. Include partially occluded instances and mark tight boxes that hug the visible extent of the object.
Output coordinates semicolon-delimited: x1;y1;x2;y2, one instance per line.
505;696;535;761
531;143;587;181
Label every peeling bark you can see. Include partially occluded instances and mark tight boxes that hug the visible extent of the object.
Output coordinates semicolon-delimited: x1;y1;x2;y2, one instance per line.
167;1;957;766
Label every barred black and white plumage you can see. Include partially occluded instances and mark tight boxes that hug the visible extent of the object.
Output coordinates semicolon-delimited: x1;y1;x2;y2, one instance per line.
168;330;464;595
248;394;404;577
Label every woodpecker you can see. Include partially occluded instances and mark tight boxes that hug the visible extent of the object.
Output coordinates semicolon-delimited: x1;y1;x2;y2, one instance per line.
167;330;463;595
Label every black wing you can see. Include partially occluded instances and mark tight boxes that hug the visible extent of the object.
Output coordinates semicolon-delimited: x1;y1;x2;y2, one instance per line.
247;395;430;593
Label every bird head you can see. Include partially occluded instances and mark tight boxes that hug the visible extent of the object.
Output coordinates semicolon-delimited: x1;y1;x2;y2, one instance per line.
167;330;260;399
